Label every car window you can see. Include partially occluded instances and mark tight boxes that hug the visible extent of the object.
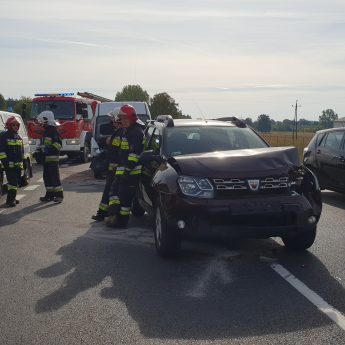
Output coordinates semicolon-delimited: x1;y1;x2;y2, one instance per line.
164;126;267;156
146;128;161;154
323;131;344;150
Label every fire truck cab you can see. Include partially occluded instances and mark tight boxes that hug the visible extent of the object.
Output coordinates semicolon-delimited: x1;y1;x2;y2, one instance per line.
28;92;110;163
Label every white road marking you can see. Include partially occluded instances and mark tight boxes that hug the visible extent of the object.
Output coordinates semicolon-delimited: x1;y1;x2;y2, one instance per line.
0;209;5;214
37;178;44;183
271;263;345;331
24;184;40;191
15;194;26;200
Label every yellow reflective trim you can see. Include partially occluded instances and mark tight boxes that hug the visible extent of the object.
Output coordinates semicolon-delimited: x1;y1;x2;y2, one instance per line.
45;156;59;162
7;184;18;191
52;142;62;149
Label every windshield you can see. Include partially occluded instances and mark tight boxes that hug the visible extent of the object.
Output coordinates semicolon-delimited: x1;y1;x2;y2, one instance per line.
31;101;75;120
164;126;268;156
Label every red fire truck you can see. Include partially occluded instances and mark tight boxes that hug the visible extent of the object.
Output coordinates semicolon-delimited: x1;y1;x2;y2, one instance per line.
27;92;111;163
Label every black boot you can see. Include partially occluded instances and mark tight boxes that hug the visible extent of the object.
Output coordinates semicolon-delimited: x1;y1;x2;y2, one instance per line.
92;211;106;221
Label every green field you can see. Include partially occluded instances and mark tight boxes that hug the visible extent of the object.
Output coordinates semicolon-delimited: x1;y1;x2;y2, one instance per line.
260;131;315;159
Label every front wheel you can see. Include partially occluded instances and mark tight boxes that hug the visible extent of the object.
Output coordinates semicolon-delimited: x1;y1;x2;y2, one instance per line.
282;226;316;251
80;143;90;163
154;203;181;258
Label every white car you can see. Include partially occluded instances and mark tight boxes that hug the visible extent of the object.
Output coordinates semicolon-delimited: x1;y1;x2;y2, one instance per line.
0;111;33;196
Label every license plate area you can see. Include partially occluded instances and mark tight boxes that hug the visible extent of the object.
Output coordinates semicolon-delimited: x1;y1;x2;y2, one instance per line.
231;201;281;215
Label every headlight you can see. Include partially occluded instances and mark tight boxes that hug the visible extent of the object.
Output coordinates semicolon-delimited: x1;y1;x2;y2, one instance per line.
66;139;80;145
178;176;214;198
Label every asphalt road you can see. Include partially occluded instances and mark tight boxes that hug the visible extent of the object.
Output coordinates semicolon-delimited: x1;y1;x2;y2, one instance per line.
0;161;344;345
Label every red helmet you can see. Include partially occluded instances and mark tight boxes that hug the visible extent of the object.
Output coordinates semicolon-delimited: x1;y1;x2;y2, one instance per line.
118;104;138;125
5;116;20;130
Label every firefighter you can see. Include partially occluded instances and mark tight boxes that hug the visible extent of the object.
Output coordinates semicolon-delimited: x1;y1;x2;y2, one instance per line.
105;104;144;228
0;116;24;207
91;108;123;221
37;111;64;203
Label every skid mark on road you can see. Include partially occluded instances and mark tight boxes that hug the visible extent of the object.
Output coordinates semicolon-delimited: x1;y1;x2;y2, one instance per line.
85;224;155;247
186;254;236;298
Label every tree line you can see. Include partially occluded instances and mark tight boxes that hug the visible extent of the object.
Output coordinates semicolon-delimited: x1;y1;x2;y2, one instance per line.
0;85;339;131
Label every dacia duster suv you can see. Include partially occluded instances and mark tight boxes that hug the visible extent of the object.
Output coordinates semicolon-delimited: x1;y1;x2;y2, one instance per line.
136;116;322;257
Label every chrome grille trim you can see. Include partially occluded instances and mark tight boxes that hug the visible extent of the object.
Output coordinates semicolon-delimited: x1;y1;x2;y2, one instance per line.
213;176;289;191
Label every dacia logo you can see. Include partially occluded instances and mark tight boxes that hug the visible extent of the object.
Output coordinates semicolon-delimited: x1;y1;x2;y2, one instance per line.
247;179;260;192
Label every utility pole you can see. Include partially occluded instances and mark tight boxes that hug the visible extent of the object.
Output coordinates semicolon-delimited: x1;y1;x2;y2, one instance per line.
292;100;301;140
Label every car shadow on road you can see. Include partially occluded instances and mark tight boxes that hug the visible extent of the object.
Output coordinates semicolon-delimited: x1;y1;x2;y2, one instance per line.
33;219;345;340
321;191;345;210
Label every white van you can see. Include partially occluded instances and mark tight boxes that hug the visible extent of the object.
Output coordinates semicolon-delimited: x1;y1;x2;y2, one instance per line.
0;111;33;195
90;101;151;178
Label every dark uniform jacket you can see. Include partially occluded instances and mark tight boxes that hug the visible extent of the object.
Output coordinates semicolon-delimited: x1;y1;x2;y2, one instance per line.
42;126;62;162
0;130;24;170
115;123;144;177
107;128;124;172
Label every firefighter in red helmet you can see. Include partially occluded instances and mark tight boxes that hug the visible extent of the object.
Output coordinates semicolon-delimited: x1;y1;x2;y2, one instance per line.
92;108;123;221
0;116;24;207
105;104;144;228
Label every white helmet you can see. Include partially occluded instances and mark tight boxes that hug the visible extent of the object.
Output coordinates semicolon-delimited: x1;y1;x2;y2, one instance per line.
37;110;60;126
107;107;121;123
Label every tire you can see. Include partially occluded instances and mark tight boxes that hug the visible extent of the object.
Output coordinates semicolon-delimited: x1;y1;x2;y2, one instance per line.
282;226;316;251
154;203;181;257
131;197;145;217
80;143;90;163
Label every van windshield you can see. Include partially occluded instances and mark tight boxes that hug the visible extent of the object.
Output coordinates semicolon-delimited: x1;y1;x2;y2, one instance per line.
31;101;75;120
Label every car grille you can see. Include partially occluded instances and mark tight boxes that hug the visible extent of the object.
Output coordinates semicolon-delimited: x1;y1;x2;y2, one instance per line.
213;176;289;196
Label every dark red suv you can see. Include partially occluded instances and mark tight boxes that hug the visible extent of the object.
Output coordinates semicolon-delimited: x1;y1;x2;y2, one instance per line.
136;116;322;257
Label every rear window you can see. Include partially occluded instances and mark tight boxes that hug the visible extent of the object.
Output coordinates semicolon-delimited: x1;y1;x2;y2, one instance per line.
164;126;268;156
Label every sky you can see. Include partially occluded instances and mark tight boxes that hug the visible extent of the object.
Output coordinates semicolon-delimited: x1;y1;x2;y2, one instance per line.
1;0;345;121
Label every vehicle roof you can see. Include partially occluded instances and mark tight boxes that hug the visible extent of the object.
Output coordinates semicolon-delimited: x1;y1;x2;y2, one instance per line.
165;119;236;127
316;127;345;134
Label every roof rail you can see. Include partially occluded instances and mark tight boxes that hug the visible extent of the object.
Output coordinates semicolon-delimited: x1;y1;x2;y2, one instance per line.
156;115;174;127
214;116;247;128
77;92;112;103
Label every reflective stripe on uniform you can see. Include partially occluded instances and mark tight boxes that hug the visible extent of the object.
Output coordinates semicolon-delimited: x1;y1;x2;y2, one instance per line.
129;165;142;175
108;163;118;171
0;152;7;159
52;142;62;150
112;137;121;146
109;196;120;206
45;155;59;162
120;139;129;150
120;207;131;216
128;153;139;163
99;203;109;211
7;184;18;191
7;139;22;146
46;186;54;191
115;167;125;175
54;186;63;192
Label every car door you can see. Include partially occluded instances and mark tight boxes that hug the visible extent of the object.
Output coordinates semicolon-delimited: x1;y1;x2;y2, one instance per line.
333;131;345;190
139;126;161;210
317;130;345;190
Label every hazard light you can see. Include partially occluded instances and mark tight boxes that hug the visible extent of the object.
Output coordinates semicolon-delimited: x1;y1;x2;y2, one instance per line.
34;93;75;97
